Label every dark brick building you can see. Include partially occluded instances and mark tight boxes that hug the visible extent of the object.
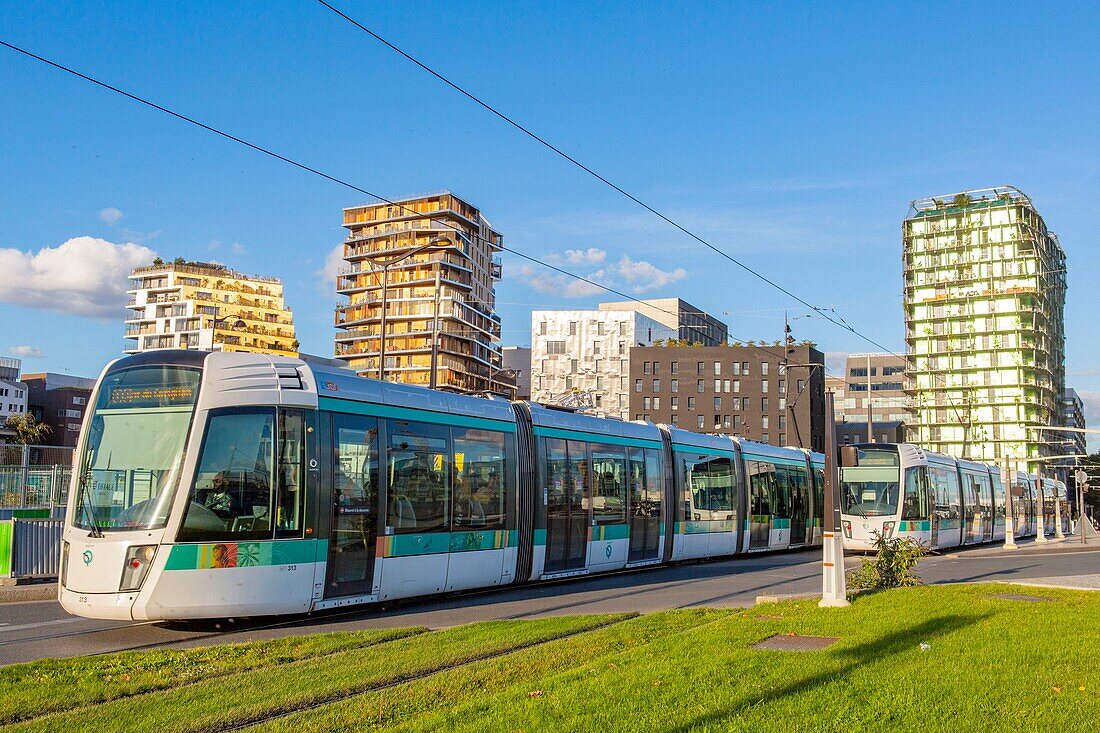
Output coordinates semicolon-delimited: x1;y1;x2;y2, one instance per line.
23;373;96;448
630;344;826;451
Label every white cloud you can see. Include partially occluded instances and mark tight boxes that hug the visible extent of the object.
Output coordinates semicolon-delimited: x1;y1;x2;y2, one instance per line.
564;248;607;265
98;207;123;225
230;242;246;255
207;240;222;251
9;345;42;359
515;249;685;298
316;243;346;294
0;236;156;319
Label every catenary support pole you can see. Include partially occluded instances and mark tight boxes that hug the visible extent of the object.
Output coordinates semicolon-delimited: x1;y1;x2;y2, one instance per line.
1034;462;1048;544
820;390;849;608
1002;458;1017;549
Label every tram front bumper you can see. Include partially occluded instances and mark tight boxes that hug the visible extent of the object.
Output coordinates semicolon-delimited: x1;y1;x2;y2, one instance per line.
59;586;137;620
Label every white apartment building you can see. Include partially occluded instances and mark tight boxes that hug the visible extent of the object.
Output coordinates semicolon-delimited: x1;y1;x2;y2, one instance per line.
530;309;675;419
0;357;28;441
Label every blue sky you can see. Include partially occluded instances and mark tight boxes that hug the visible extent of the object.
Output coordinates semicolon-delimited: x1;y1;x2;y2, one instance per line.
2;1;1099;443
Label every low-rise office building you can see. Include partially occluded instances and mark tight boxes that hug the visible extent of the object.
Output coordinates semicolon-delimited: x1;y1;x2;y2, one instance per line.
23;372;96;448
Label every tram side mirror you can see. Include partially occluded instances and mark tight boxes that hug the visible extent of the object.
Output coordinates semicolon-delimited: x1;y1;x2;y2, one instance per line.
840;446;859;468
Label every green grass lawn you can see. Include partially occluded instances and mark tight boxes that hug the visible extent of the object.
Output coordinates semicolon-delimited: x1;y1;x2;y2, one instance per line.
4;584;1099;732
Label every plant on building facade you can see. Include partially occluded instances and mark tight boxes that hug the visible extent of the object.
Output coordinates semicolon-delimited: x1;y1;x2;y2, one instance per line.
3;414;52;445
847;532;928;590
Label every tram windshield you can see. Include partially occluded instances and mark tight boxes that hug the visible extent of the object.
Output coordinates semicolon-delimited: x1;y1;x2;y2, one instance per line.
73;366;200;531
840;466;900;517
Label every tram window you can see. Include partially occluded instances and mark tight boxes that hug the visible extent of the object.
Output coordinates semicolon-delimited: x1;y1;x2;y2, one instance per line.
178;407;275;542
452;428;507;530
333;413;379;574
629;448;663;518
772;464;791;518
591;444;627;524
902;467;928;519
275;410;307;539
387;420;449;534
681;453;735;520
747;461;773;516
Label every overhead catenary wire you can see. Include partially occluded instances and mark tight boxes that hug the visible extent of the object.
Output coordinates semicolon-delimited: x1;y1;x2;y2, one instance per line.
312;0;901;358
0;38;813;373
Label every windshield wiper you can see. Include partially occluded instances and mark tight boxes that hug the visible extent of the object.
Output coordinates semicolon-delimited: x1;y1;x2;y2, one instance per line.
78;472;105;538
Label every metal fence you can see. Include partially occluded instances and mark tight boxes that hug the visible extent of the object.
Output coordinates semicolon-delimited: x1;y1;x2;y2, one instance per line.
0;444;74;510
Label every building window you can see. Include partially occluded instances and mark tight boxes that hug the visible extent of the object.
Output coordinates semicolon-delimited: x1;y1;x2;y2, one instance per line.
697;415;705;429
618;342;626;355
671;379;678;392
697;362;705;375
653;397;660;410
778;415;786;429
779;433;786;445
73;396;86;405
778;398;786;410
569;321;577;336
714;379;721;392
593;341;601;355
570;359;578;372
713;397;721;411
671;414;678;425
619;321;628;336
619;394;627;407
597;322;606;336
697;380;705;393
671;397;678;410
762;415;769;429
797;379;805;393
671;361;679;374
732;415;740;428
688;397;696;410
778;380;786;394
546;341;566;355
539;321;547;335
723;379;731;393
644;362;651;375
742;362;749;374
733;379;740;393
713;361;721;375
731;362;740;376
653;379;660;392
643;397;651;409
761;380;768;393
761;433;769;444
621;376;628;390
761;362;769;376
653;362;660;376
635;379;642;392
595;359;603;372
723;415;731;428
761;397;769;411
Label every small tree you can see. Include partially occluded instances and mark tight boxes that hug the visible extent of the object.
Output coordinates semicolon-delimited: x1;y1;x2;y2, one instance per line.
847;531;928;590
3;414;52;445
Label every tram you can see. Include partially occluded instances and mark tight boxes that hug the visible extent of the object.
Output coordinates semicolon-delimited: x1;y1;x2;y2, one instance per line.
60;351;827;620
838;443;1068;552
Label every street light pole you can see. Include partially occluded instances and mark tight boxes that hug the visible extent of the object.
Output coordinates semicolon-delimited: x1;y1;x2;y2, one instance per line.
1002;457;1017;549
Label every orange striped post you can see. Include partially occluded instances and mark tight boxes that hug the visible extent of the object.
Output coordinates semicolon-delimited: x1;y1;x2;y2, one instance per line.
820;390;849;607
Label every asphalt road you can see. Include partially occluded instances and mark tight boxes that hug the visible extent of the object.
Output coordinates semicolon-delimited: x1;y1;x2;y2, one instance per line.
2;539;1097;666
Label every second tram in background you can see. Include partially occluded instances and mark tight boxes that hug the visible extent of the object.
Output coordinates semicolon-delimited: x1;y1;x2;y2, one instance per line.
839;443;1069;552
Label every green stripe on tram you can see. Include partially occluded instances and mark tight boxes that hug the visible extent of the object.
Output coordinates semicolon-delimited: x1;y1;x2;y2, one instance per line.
164;539;324;570
741;452;809;468
684;519;737;535
591;524;630;541
899;520;932;532
318;397;517;432
380;529;517;557
534;426;662;449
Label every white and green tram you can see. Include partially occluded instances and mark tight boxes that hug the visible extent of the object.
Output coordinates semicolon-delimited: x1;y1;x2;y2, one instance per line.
838;443;1068;552
61;351;828;621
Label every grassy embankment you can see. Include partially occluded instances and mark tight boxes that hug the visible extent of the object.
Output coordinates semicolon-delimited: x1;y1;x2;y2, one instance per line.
3;584;1099;732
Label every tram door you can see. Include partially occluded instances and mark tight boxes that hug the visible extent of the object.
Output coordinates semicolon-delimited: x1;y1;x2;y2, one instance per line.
544;439;589;574
326;413;379;598
788;466;808;546
628;448;662;562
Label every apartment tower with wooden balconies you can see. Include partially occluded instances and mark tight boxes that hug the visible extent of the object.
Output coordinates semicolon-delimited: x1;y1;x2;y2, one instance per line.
903;186;1066;464
125;261;297;357
335;192;505;394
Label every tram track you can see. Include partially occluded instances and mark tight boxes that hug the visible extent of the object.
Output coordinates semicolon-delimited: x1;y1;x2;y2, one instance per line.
215;614;633;733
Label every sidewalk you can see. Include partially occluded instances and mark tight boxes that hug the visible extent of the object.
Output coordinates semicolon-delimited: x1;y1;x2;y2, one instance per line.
1005;575;1100;592
0;581;57;604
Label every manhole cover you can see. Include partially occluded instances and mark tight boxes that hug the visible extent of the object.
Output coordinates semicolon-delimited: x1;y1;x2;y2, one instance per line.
989;593;1050;603
753;634;839;652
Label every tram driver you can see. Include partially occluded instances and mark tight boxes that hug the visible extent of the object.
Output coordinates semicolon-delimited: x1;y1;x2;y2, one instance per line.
203;471;238;519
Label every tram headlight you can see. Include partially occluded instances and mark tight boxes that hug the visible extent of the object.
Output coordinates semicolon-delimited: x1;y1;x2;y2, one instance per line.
881;521;896;539
119;545;157;592
841;521;852;539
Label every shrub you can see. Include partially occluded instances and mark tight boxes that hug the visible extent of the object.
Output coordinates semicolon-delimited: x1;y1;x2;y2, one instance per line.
847;531;928;590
